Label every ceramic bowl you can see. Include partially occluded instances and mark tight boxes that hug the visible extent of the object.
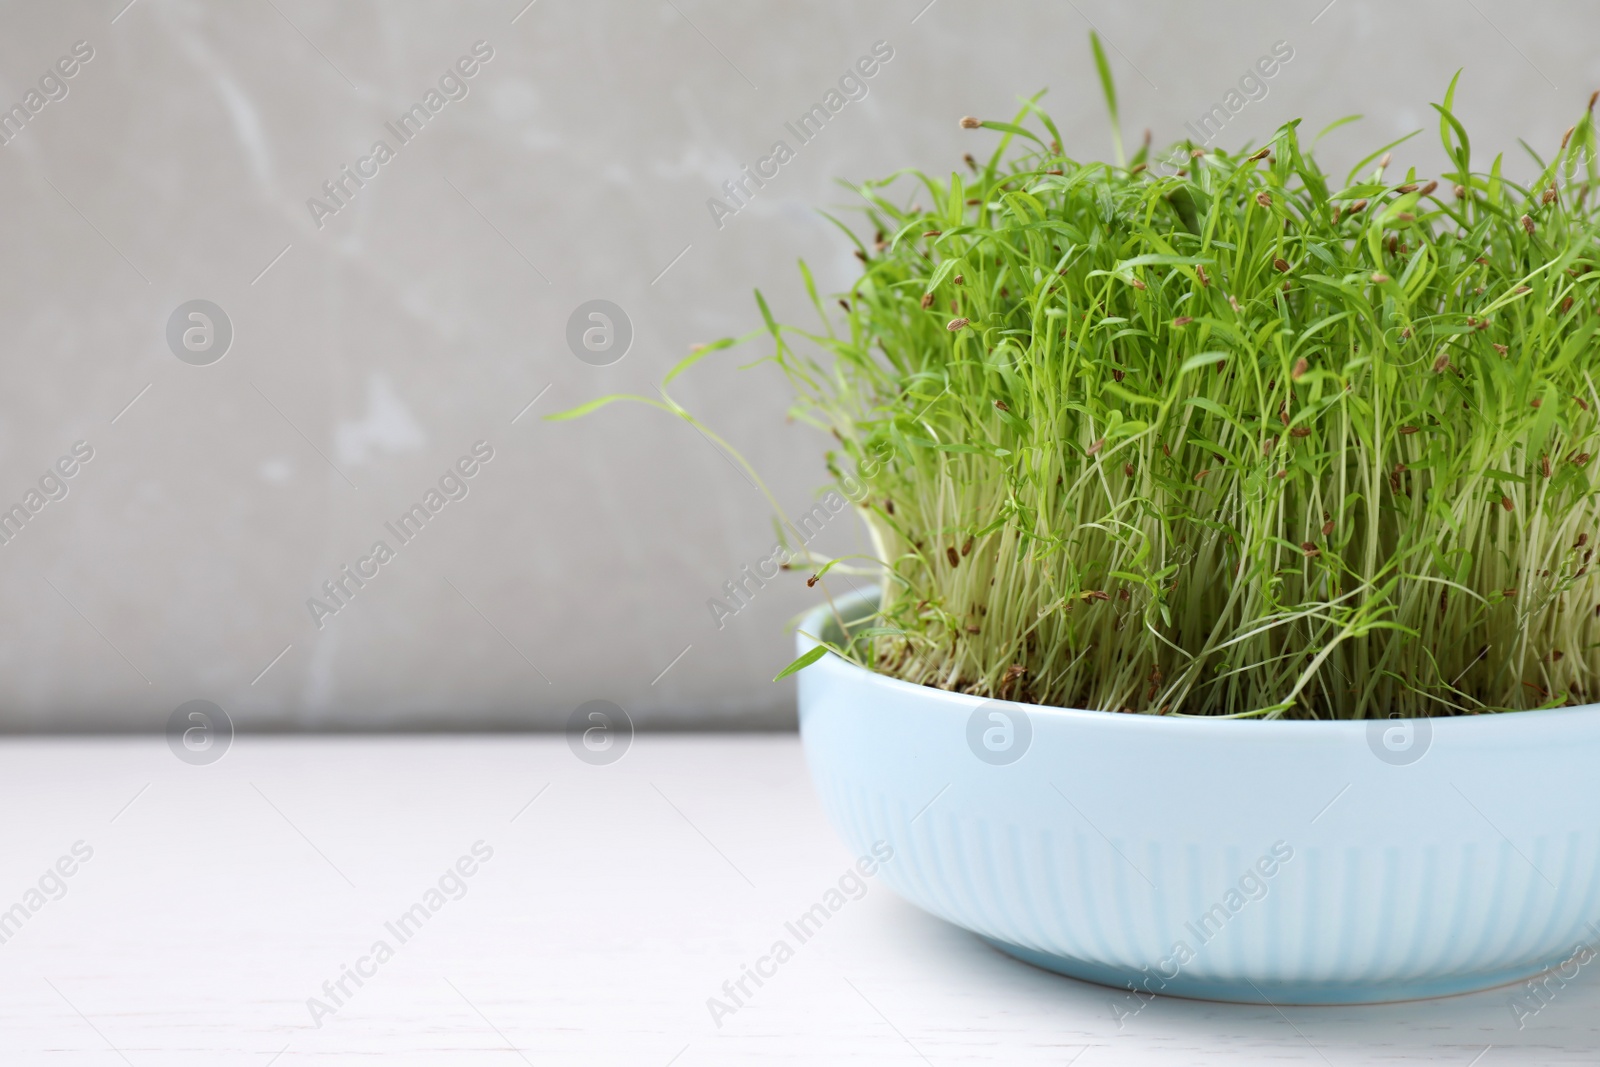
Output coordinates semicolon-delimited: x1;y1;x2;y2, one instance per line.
796;588;1600;1004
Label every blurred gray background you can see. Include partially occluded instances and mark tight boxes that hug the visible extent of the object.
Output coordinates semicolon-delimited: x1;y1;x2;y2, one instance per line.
0;0;1593;730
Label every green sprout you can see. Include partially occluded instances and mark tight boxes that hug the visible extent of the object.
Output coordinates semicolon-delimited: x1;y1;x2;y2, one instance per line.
560;41;1600;720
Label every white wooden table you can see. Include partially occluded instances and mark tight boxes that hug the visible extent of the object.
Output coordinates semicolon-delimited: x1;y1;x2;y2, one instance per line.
0;736;1594;1064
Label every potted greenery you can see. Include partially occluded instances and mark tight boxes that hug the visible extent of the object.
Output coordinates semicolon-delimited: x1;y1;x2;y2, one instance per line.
559;39;1600;1004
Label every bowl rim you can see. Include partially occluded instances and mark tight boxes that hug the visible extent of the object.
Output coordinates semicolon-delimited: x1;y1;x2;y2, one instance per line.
796;586;1600;734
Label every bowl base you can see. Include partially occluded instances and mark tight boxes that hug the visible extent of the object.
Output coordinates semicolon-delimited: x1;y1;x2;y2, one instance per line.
982;936;1556;1005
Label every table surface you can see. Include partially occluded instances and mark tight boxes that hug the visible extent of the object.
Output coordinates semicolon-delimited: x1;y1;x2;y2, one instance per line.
0;735;1595;1065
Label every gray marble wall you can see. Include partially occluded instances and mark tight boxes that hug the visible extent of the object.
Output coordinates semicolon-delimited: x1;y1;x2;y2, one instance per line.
0;0;1591;729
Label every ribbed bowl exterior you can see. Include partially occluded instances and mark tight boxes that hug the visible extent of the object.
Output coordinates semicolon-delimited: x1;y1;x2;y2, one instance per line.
796;592;1600;1004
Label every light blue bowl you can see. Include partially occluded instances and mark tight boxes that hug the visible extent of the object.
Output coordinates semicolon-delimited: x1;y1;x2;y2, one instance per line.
797;589;1600;1004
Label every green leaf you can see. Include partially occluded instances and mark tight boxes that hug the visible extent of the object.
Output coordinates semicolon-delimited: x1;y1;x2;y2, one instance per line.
1115;253;1210;270
1179;351;1229;374
1102;382;1162;408
1311;113;1363;149
1343;129;1421;188
1431;98;1472;178
1379;190;1421;223
754;288;780;339
974;120;1046;148
1088;31;1123;167
924;257;962;296
774;645;828;681
544;393;665;422
663;333;758;388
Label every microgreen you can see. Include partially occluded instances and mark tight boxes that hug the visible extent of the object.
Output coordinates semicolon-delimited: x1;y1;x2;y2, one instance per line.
561;42;1600;719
